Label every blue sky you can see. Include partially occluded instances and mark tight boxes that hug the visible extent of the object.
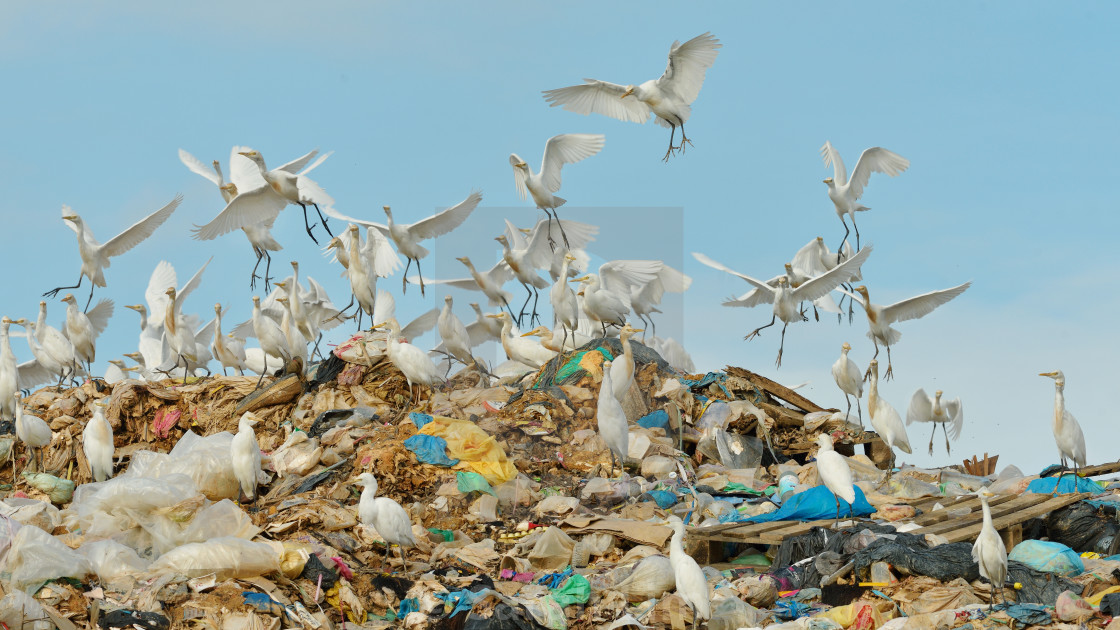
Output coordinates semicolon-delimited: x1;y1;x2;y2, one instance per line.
2;2;1117;473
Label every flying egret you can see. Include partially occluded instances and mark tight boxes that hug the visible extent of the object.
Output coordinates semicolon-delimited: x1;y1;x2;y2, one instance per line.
212;305;247;376
692;246;872;366
647;336;696;373
815;433;856;528
628;263;690;338
231;413;263;502
820;141;910;253
610;323;644;402
496;218;598;325
596;361;629;477
0;318;51;418
61;294;113;375
972;489;1008;610
907;388;964;456
424;257;516;319
251;296;290;388
325;191;482;296
468;303;504;346
841;282;971;379
867;360;912;477
373;319;444;404
509;135;605;247
572;260;674;336
487;312;556;370
543;33;722;161
791;236;862;321
46;196;183;309
1040;371;1086;486
832;343;864;430
350;472;418;572
664;515;711;629
436;296;477;376
83;401;114;482
14;395;51;473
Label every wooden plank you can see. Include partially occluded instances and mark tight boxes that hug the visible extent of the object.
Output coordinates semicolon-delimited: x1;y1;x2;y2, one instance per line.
914;494;1049;538
941;493;1087;544
909;494;1021;528
1077;462;1120;478
725;366;832;414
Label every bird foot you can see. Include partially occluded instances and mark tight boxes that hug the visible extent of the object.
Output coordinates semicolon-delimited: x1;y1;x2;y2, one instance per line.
744;329;764;342
678;136;694;153
774;349;783;368
305;226;320;246
662;146;678;162
863;366;873;380
885;364;895;381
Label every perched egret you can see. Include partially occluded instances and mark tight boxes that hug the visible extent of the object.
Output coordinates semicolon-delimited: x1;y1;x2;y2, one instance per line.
664;515;711;629
274;296;308;366
18;316;80;387
906;389;964;456
104;359;135;385
83;402;114;482
212;305;247;376
14;395;51;473
488;312;556;370
820;141;910;252
251;296;290;388
1040;371;1086;485
543;33;722;161
163;288;205;381
692;246;871;366
46;196;183;309
436;296;476;376
373;319;444;403
610;324;644;402
509;135;605;247
867;360;912;476
231;413;263;502
972;489;1008;610
815;433;856;527
350;472;418;571
841;282;971;380
0;318;51;418
573;260;677;336
326;191;482;296
61;294;113;375
551;254;581;348
369;291;440;345
831;343;864;429
520;325;568;353
596;362;629;477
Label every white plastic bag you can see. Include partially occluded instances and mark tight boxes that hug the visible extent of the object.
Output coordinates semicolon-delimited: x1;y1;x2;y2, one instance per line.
5;525;91;591
271;431;323;478
148;536;279;580
0;590;50;630
77;539;151;581
615;555;676;602
126;431;241;500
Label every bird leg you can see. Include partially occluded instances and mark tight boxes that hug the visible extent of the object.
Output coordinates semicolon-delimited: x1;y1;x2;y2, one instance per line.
775;322;789;368
263;252;274;292
853;216;862;252
384;542;392;570
416;258;426;297
298;203;320;245
942;422;951;455
928;424;937;457
312;203;333;238
551;209;572;249
399;545;408;574
517;284;533;328
864;342;881;379
530;288;542;327
885;346;894;381
837;217;850;265
43;273;83;299
677;121;693;153
84;282;96;312
543;209;558;251
250;250;265;290
662;125;678;162
856;398;864;430
745;315;776;341
834;496;841;530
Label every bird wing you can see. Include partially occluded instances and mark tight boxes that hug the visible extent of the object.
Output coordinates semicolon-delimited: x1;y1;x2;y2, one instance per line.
85;299;114;337
417;277;487;292
298;151;332;175
178;149;221;186
509;154;529;201
102;194;183;257
371;289;396;325
229;146;267;191
881;281;971;324
178;256;213;306
847;147;910;200
295;173;334;208
402;308;440;341
362;227;403;277
791;238;828;278
320;209;390;235
465;321;494;347
946;398;964;440
654;263;691;293
658;32;721;105
540;134;605;194
541;79;651;123
906;388;931;425
820;141;848;185
524;218;598;270
276;149;319;174
598;260;665;294
405;190;483;240
837;287;867;309
692;252;778;301
790;245;873;303
146;261;178;323
191;186;286;241
17;359;52;391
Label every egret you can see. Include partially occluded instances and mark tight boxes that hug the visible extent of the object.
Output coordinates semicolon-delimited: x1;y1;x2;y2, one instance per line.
496;217;597;326
573;260;675;336
18;316;80;388
274;296;309;366
326;191;482;296
83;401;115;482
815;433;856;528
543;33;722;161
610;323;644;402
820;141;910;252
831;343;864;430
350;472;418;572
191;149;335;245
425;257;516;319
867;360;912;477
691;246;871;366
468;303;504;346
972;489;1008;610
369;290;440;345
791;236;862;321
520;325;568;353
373;319;444;404
596;362;629;477
231;413;263;502
1040;371;1086;486
14;395;51;473
163;288;203;382
495;233;549;326
251;295;290;388
509;134;605;247
0;318;50;418
550;253;581;348
906;389;964;456
212;305;247;376
487;312;556;370
104;359;135;385
840;282;971;380
61;294;113;375
664;515;711;629
436;296;477;376
646;336;696;374
127;258;212;371
45;196;183;309
628;263;690;338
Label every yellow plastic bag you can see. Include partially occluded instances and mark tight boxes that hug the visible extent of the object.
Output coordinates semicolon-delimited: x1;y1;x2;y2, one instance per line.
419;416;517;485
815;600;895;629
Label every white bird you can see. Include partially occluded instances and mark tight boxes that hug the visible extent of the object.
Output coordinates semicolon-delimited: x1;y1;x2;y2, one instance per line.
496;218;598;326
243;347;285;377
45;196;182;309
61;294;113;375
436;296;477;375
83;401;114;482
664;515;711;629
231;413;263;502
369;291;440;346
487;312;556;370
103;359;135;385
163;288;203;381
832;342;864;430
597;362;629;477
907;388;964;456
0;318;51;418
610;323;644;403
468;303;504;347
646;336;696;373
274;297;309;367
972;489;1008;610
18;315;80;387
251;295;290;388
867;360;912;476
212;305;247;376
520;325;570;353
191;149;335;246
627;262;690;338
425;257;516;319
791;236;863;321
374;318;444;403
550;253;582;349
815;433;856;526
543;33;722;161
573;260;678;337
1039;370;1087;485
509;135;605;247
14;395;51;473
326;191;482;296
820;141;910;253
841;282;972;380
692;246;872;366
351;472;418;571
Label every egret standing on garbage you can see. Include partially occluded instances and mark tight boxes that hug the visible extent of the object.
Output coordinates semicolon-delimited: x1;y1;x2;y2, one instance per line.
543;33;722;161
596;362;629;478
509;134;605;248
350;472;417;572
1040;370;1086;485
611;323;644;403
665;515;711;630
373;318;444;403
83;401;114;482
14;394;51;473
831;343;864;430
907;388;964;456
61;294;113;376
867;360;912;477
820;141;910;253
972;489;1008;610
231;413;262;502
815;433;856;528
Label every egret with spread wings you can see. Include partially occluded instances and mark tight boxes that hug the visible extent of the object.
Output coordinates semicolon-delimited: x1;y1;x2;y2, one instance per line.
510;134;604;249
820;141;909;254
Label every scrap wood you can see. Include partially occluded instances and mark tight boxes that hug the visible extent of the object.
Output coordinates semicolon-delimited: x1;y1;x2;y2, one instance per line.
962;453;998;476
725;366;834;414
236;375;304;415
559;516;671;547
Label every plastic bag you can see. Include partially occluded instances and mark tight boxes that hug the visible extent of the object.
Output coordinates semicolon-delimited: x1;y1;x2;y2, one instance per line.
271;431;323;478
0;515;21;566
708;593;765;630
1056;590;1094;623
1008;539;1084;576
615;555;676;602
126;431;241;500
148;536;280;579
77;539;151;581
457;471;496;497
697;428;762;469
141;498;262;555
0;590;50;630
21;472;75;504
494;474;539;507
551;574;590;607
527;526;574;571
1046;502;1120;555
5;525;91;591
533;496;580;517
0;498;58;532
732;575;778;608
419;416;518;485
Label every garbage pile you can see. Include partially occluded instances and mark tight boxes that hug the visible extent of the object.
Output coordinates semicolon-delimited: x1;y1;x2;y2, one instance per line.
2;335;1120;630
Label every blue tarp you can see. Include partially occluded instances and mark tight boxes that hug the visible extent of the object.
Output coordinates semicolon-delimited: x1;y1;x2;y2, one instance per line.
1026;475;1102;494
403;434;459;467
1008;540;1084;576
636;409;670;433
721;485;875;524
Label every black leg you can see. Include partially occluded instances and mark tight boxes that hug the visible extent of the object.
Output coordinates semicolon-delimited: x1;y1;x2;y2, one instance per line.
517;284;533;328
552;209;571;249
416;258;425;297
530;288;542;326
837;217;850;265
44;274;83;299
929;423;937;457
942;422;951;454
677;120;693;152
853;215;861;251
401;258;412;294
745;314;776;341
250;250;264;289
313;203;333;237
662;125;677;162
775;322;788;367
544;209;557;251
85;282;95;312
299;203;319;245
263;252;274;293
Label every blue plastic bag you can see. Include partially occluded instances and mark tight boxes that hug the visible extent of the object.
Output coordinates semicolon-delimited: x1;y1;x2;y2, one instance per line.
1026;475;1102;494
727;485;874;524
403;434;459;467
1008;540;1084;576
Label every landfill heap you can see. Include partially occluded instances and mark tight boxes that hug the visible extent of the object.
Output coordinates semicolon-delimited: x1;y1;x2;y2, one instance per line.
2;334;1120;630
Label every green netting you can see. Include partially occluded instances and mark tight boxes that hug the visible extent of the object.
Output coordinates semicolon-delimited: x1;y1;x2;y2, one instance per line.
530;337;674;389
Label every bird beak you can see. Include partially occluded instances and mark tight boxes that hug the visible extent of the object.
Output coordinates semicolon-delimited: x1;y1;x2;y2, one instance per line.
62;215;78;221
570;275;589;283
486;314;501;319
822;178;833;184
632;329;644;333
1039;371;1057;377
238;151;252;157
577;290;585;297
370;321;387;329
520;329;539;337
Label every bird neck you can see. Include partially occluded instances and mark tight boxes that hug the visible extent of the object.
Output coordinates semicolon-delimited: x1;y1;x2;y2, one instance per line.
214;313;224;338
361;484;378;510
867;369;879;410
620;333;633;357
164;298;177;334
669;527;685;560
1053;385;1065;431
980;496;993;529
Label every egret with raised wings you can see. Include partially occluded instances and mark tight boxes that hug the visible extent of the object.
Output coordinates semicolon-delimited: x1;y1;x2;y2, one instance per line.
573;260;682;336
497;217;598;326
867;360;912;477
510;134;604;247
423;257;516;320
61;294;113;375
820;141;910;253
907;388;964;456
